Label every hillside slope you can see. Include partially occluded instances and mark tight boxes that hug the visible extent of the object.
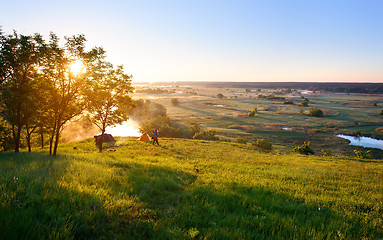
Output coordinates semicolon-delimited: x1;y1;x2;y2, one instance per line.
1;138;382;239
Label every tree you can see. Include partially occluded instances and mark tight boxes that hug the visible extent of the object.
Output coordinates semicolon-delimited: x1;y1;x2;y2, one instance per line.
0;31;44;152
42;33;94;156
84;62;134;152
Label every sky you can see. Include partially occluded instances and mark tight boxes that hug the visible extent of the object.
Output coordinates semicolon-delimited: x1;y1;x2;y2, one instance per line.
1;0;382;83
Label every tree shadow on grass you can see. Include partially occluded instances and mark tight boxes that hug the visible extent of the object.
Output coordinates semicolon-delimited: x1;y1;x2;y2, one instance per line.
124;164;383;239
1;152;382;239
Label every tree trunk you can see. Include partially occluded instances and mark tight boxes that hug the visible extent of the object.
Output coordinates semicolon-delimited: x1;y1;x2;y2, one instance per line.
53;122;61;157
26;127;31;152
40;129;44;148
12;124;22;153
49;119;57;156
99;127;105;152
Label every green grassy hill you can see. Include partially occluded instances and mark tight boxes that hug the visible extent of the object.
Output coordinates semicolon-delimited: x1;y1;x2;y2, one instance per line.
1;138;382;239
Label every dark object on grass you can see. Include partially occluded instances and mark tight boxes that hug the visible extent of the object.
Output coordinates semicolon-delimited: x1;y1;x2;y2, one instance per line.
94;133;116;146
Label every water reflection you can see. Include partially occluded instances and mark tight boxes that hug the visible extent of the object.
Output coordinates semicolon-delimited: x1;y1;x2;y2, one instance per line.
337;134;383;150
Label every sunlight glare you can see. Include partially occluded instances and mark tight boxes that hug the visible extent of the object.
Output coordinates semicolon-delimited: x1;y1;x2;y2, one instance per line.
69;60;85;75
105;119;141;137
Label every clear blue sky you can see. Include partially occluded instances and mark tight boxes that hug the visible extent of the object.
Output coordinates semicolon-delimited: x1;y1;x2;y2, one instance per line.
1;0;382;82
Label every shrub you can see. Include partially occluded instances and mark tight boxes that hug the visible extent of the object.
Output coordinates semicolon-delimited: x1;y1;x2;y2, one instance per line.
354;150;372;159
372;102;377;107
300;99;309;107
253;138;273;152
140;115;185;138
380;109;383;115
283;100;294;105
248;107;257;116
235;136;248;144
292;142;315;155
354;129;362;136
217;93;224;99
308;107;324;117
171;98;180;106
190;124;201;136
193;130;219;141
321;149;333;156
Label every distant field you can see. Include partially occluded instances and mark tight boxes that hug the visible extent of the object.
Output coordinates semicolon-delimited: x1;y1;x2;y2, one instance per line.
1;138;382;239
134;85;383;158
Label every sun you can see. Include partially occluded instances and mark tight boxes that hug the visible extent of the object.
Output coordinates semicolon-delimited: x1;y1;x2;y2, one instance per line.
69;60;85;75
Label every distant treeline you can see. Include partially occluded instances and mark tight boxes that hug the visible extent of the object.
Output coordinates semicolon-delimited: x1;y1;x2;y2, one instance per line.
153;82;383;93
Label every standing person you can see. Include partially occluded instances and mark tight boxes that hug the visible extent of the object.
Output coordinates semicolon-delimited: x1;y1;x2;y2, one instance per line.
152;129;160;145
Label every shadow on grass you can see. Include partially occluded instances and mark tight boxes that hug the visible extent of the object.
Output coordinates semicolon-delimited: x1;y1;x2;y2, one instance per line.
123;163;382;239
1;152;382;239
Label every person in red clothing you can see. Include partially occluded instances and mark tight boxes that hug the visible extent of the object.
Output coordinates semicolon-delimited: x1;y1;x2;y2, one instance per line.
152;129;160;145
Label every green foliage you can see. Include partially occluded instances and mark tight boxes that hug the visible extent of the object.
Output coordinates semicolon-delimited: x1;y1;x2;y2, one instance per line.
354;129;362;136
0;116;13;151
0;31;45;152
190;124;201;137
253;138;273;152
258;94;285;100
300;98;309;107
248;107;257;116
321;149;333;156
140;115;186;138
308;107;324;117
292;141;315;155
283;100;294;105
83;62;134;152
193;130;218;140
170;98;180;106
354;149;372;159
235;136;248;144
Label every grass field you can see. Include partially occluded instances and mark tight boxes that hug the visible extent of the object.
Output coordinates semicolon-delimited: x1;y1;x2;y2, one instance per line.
1;138;382;239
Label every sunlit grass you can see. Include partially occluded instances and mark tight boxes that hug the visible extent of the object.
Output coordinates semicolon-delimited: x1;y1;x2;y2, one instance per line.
1;138;382;239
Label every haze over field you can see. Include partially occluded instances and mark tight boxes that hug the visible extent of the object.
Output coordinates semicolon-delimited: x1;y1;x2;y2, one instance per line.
1;0;382;83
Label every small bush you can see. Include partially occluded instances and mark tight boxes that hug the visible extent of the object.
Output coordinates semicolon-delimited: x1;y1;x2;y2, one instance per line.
193;130;219;141
248;107;257;116
292;142;315;155
253;138;273;152
217;93;224;99
380;109;383;115
190;124;201;136
283;100;294;105
301;99;309;107
354;150;372;159
308;107;324;117
354;129;362;136
171;98;180;106
236;136;248;144
321;149;333;156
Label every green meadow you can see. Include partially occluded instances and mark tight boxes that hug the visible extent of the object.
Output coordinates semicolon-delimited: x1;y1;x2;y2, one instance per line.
1;138;382;239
